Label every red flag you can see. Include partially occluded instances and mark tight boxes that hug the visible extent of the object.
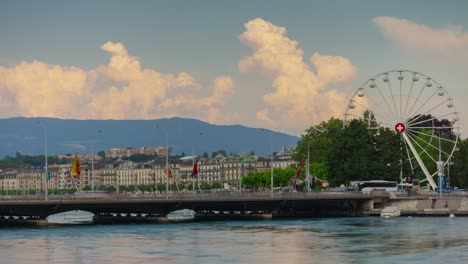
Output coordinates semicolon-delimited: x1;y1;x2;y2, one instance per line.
191;159;198;178
294;159;305;185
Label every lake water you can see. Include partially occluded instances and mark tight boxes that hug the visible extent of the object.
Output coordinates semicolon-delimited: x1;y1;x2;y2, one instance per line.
1;216;468;264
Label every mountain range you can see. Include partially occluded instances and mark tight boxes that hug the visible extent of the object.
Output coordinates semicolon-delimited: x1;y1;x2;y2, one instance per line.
0;117;299;157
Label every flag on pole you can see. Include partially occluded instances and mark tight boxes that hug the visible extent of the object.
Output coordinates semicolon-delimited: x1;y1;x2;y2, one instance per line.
168;167;177;185
46;170;51;181
294;159;305;185
191;159;199;178
169;167;180;192
70;154;81;180
68;170;73;182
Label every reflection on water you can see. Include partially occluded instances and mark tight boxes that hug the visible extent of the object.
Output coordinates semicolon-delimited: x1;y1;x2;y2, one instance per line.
1;217;468;263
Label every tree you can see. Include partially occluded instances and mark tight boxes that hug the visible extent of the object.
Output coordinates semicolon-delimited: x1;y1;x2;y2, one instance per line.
157;183;166;192
177;183;186;190
211;149;227;158
273;167;297;187
137;184;148;192
128;154;157;163
294;117;344;163
297;117;401;186
372;127;402;181
101;185;116;192
127;185;136;192
187;183;200;190
327;119;388;185
242;172;262;190
309;162;329;180
0;152;70;168
451;138;468;188
211;182;222;189
98;150;106;160
242;167;298;190
201;183;211;190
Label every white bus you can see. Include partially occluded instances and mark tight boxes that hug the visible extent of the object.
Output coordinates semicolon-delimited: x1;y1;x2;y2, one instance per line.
347;180;398;194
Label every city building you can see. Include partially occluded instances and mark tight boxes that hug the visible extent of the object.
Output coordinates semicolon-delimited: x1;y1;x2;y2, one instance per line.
104;147;171;158
0;169;19;191
273;146;297;168
0;147;296;193
219;154;258;185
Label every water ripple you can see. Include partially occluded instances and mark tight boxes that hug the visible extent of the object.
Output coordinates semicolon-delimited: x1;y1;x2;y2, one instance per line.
1;217;468;263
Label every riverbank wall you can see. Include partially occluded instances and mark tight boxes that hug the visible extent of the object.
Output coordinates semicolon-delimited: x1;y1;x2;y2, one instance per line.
368;195;468;216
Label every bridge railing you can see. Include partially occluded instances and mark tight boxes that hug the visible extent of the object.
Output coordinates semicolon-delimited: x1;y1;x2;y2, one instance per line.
0;190;370;202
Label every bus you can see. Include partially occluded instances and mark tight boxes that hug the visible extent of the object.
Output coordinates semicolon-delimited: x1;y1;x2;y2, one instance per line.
347;180;398;194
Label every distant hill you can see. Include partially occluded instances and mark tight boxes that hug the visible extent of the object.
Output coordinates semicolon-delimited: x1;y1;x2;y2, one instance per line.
0;117;299;157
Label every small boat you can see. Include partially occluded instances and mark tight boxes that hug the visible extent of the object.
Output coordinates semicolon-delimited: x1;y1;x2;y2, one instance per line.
380;206;401;218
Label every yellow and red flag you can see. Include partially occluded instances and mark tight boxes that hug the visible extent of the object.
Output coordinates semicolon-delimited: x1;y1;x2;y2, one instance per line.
70;155;81;180
168;168;177;186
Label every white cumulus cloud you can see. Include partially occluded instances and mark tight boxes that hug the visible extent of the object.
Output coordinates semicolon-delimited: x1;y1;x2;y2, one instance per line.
373;16;468;59
239;18;357;130
0;42;238;124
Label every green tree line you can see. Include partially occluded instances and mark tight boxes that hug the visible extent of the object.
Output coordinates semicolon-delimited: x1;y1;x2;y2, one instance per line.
0;152;73;168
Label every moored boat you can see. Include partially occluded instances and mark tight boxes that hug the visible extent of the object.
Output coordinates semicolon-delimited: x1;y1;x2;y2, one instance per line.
380;206;401;218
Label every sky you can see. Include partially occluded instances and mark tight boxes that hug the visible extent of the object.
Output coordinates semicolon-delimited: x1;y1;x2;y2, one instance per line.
1;0;467;137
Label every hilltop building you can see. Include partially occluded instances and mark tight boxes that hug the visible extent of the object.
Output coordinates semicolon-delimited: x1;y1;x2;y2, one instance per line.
104;147;171;158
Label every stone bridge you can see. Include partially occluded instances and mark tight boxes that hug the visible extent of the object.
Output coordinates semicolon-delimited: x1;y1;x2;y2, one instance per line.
0;192;373;225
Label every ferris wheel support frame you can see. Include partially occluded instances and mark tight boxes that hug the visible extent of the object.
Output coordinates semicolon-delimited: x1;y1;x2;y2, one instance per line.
402;132;438;190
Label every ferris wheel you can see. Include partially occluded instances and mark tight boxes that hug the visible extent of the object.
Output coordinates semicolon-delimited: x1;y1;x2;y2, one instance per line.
344;70;460;190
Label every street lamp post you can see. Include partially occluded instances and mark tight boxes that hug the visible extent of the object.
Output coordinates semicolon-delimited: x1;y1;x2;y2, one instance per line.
271;150;273;196
260;128;274;197
448;158;453;188
192;146;195;195
166;144;169;200
91;130;102;192
191;132;203;195
91;143;94;191
308;141;313;191
240;163;243;192
165;131;169;200
437;129;443;197
39;123;48;201
269;133;273;197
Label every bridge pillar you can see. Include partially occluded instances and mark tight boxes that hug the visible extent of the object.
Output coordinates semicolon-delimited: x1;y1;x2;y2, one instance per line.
361;199;374;211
